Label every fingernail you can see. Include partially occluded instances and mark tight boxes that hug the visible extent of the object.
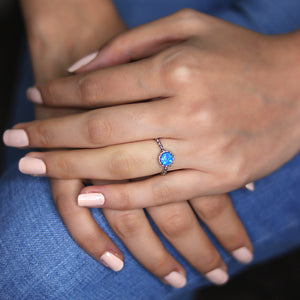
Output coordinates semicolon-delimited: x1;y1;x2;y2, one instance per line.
78;193;105;207
18;157;46;175
245;182;255;191
100;251;124;272
205;268;229;285
164;271;187;288
232;247;253;264
68;52;98;73
26;87;43;104
3;129;29;147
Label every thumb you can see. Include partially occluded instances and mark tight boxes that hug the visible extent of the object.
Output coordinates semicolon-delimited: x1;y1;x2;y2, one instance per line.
69;10;194;73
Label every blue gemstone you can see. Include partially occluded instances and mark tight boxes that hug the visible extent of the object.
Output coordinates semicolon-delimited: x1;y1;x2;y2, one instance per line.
160;151;174;166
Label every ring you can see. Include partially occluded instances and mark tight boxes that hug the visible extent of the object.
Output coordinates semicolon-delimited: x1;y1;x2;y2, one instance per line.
155;138;174;175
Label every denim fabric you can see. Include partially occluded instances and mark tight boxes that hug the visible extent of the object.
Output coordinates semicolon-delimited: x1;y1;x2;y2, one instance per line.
1;156;299;299
113;0;300;33
1;0;300;299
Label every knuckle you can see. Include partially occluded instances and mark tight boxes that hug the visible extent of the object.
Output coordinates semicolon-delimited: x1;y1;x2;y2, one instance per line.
150;252;170;274
112;211;142;239
114;189;131;210
30;122;54;147
53;192;66;209
161;47;199;88
221;155;248;188
73;231;94;251
53;192;76;218
108;151;135;179
87;113;112;146
79;76;101;105
41;81;57;104
224;230;245;248
196;196;228;220
73;231;103;258
176;8;198;20
152;182;173;205
110;37;131;60
201;252;223;271
160;207;193;238
175;8;202;31
51;156;74;178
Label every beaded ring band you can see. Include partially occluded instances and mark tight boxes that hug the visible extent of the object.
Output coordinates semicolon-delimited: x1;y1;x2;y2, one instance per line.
155;138;174;175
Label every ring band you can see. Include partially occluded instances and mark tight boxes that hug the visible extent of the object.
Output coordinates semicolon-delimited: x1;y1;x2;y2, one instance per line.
155;138;174;175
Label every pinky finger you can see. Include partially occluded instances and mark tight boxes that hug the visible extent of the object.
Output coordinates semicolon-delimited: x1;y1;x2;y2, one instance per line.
50;178;124;271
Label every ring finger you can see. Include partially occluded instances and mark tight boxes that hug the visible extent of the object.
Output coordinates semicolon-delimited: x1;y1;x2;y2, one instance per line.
17;139;189;180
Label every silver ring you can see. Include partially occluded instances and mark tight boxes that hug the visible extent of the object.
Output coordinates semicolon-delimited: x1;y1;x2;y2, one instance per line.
155;138;174;175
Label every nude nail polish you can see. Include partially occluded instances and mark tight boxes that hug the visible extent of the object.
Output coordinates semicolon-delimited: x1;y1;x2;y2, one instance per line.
68;52;98;73
78;193;105;207
3;129;29;147
245;182;255;191
232;247;253;264
164;271;187;288
26;87;42;104
18;157;46;175
205;268;229;285
100;252;124;272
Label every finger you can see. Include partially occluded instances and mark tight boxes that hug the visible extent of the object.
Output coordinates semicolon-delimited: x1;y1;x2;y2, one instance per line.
147;202;229;285
103;208;186;288
75;9;202;72
78;170;214;210
190;194;253;264
27;57;169;108
17;139;187;180
51;178;124;271
6;100;171;149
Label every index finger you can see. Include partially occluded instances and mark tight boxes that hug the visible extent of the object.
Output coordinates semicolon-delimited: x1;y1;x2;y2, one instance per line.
27;58;168;108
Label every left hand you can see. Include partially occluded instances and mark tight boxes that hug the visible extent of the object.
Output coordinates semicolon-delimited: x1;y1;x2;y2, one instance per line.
5;9;300;210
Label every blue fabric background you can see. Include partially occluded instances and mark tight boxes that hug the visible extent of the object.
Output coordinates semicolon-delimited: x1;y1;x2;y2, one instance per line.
1;1;300;299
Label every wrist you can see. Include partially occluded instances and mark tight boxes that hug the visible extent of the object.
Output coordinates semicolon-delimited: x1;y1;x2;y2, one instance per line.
21;0;126;82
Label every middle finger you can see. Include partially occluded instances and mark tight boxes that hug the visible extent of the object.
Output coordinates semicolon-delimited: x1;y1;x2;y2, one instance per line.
6;100;172;149
147;201;229;285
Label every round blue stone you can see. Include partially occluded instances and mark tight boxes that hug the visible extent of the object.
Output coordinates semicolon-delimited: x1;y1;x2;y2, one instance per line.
159;151;174;166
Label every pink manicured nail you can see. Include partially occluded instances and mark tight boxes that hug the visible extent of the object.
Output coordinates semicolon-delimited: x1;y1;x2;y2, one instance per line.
68;52;98;73
26;87;42;104
18;157;46;175
232;247;253;264
164;271;187;288
3;129;29;147
78;193;105;207
205;268;229;285
245;182;255;191
100;252;124;272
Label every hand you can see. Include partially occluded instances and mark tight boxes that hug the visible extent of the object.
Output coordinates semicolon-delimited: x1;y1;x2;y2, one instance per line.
11;10;299;208
4;8;255;286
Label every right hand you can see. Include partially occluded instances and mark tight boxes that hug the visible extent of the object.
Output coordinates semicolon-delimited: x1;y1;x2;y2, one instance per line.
12;2;253;288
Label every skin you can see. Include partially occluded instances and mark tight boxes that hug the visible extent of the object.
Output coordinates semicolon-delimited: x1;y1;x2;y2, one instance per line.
6;4;258;287
15;10;300;204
